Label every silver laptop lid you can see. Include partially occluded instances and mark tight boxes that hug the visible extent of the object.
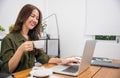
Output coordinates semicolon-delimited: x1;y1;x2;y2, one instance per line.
77;40;96;75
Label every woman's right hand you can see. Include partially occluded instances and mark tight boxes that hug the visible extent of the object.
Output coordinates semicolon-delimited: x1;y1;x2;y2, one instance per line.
18;41;34;52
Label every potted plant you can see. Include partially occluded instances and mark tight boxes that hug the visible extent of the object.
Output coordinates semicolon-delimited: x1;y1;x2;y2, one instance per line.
9;24;14;33
0;25;5;31
0;25;6;39
40;23;47;38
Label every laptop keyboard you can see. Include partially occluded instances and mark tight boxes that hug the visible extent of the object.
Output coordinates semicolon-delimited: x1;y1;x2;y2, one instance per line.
62;65;79;73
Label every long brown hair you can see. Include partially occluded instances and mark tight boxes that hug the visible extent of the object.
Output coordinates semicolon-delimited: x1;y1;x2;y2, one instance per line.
11;4;42;40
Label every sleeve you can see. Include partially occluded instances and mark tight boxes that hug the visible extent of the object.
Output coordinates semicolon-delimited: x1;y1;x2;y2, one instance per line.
35;49;51;64
0;37;15;73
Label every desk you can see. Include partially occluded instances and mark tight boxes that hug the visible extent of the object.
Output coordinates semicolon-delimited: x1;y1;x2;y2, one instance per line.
13;59;120;78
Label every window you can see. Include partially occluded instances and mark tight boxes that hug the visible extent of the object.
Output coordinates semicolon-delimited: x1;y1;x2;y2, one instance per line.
95;35;116;40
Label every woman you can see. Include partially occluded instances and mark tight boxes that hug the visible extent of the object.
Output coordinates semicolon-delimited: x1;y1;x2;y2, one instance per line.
0;4;79;73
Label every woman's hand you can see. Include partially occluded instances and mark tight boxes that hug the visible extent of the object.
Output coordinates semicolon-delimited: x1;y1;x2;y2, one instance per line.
8;41;34;73
61;58;80;64
49;57;80;64
18;41;34;52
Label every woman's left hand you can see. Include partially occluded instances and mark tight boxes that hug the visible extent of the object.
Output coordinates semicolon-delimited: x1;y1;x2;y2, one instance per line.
61;58;80;64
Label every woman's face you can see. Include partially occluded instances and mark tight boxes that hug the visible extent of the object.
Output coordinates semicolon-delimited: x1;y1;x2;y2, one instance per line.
23;9;39;30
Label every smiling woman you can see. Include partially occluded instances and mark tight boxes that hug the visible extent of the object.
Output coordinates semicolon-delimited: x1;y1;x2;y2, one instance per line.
0;4;79;74
0;4;43;73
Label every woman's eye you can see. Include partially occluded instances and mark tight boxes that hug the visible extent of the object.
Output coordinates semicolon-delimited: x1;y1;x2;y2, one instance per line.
31;14;35;18
31;14;39;20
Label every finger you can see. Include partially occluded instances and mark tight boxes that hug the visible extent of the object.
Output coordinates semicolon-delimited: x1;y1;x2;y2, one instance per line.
26;47;33;51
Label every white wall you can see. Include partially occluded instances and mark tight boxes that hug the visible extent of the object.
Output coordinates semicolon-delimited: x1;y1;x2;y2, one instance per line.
94;41;120;59
46;0;120;59
0;0;120;59
46;0;89;58
85;0;120;35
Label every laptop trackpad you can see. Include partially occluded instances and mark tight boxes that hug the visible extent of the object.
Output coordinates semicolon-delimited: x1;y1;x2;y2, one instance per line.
62;65;79;73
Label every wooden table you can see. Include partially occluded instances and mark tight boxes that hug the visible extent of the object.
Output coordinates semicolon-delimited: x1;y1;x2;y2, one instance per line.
13;60;120;78
93;59;120;78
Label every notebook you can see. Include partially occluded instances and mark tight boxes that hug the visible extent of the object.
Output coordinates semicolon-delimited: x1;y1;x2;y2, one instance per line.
51;40;96;76
91;57;120;68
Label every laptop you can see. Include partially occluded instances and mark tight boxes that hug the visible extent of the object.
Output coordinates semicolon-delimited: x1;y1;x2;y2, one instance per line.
51;40;96;76
91;57;120;68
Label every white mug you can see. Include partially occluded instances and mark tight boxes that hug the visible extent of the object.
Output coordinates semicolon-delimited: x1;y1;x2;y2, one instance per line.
33;40;45;49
